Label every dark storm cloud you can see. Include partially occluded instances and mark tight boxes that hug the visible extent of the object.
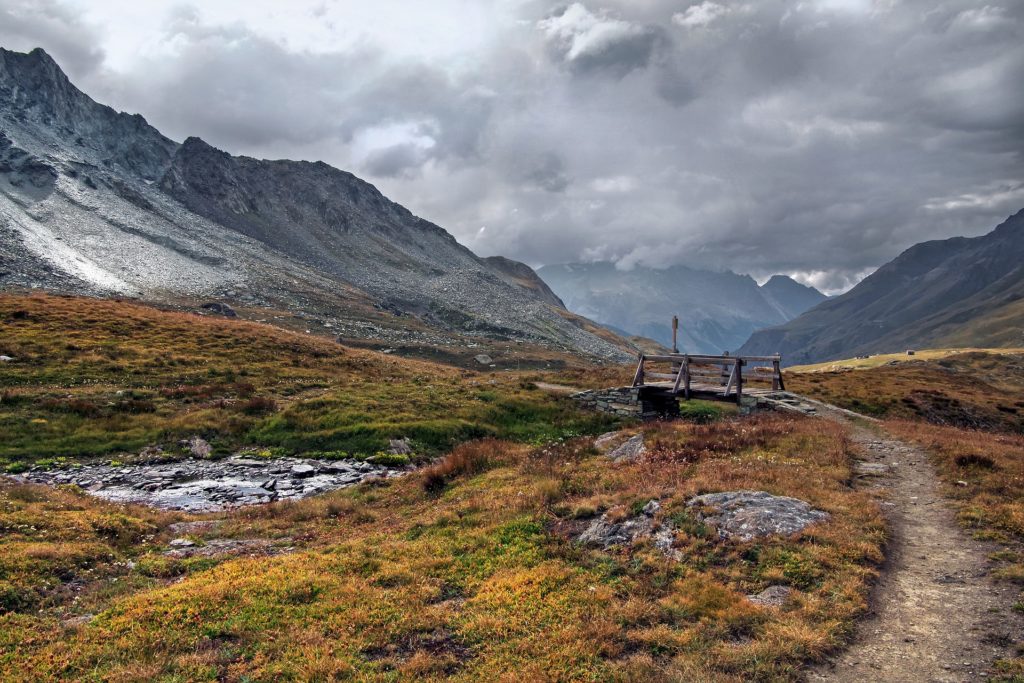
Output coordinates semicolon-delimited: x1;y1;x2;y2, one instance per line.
3;0;1023;293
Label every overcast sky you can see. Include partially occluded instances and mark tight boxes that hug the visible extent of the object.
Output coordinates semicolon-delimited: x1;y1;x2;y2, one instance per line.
2;0;1023;293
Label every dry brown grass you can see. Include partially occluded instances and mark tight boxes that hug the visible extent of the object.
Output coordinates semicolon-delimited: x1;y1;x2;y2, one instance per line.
787;351;1024;432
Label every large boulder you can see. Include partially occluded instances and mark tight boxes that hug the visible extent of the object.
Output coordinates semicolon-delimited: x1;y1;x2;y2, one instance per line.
686;490;828;542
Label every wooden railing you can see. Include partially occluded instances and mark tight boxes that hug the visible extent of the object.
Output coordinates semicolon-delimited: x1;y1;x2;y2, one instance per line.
631;353;784;403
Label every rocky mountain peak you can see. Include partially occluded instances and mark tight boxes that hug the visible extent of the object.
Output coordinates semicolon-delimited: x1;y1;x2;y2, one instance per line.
0;46;632;361
1;47;178;181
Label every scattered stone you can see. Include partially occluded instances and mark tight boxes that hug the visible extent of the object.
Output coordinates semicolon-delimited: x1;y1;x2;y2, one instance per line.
169;538;196;548
608;434;646;462
181;436;211;459
61;614;94;628
261;479;277;491
474;354;493;365
855;462;889;476
593;431;622;451
0;355;13;362
956;480;968;487
291;464;316;478
138;445;164;459
747;585;792;607
578;499;679;560
686;490;829;541
388;438;413;455
200;302;237;318
164;537;289;559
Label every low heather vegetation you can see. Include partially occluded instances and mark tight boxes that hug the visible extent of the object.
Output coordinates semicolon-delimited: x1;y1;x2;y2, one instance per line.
1;415;883;681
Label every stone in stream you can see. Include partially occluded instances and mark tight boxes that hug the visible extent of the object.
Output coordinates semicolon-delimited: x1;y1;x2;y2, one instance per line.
16;454;399;513
291;464;317;478
686;490;829;542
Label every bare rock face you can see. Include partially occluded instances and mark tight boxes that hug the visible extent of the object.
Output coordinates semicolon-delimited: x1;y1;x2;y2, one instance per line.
686;490;828;542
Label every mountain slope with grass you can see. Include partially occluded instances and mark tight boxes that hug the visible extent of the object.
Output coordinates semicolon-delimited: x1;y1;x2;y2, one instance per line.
740;210;1024;364
0;47;629;361
0;293;616;468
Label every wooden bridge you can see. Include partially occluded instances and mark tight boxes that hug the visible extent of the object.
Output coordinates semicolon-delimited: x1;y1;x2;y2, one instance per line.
631;353;785;404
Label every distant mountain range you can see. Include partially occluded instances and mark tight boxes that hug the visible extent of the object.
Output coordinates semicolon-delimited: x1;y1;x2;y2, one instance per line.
740;209;1024;364
536;262;826;354
0;47;630;361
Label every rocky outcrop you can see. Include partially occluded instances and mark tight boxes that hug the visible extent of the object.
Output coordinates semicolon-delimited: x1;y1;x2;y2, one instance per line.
686;490;829;541
747;585;792;607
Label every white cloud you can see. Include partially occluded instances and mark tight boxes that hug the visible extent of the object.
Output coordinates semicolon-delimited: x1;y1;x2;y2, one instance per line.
672;2;731;29
539;3;644;59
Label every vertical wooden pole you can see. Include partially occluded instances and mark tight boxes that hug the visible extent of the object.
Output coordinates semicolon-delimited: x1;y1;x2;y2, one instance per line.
772;358;780;391
735;359;743;404
683;355;691;400
631;354;646;387
672;315;679;353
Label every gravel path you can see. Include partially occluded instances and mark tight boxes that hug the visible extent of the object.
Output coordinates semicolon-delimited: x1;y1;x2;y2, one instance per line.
808;419;1023;682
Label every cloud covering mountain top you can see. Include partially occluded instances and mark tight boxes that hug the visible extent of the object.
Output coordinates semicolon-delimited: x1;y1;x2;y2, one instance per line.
2;0;1022;293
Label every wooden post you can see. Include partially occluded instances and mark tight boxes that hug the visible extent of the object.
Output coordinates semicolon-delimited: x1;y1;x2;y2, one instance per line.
735;358;743;404
631;355;646;387
772;357;781;391
720;351;730;386
774;356;785;391
683;355;691;400
723;363;737;397
671;315;679;353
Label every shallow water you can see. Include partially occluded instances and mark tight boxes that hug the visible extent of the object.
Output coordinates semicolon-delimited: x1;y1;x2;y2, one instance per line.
18;456;399;512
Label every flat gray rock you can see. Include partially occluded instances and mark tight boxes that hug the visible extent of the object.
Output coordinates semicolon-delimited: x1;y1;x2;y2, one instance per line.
607;434;646;462
687;490;829;541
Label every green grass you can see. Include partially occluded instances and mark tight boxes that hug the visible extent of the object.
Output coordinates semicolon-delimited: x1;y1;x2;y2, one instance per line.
0;294;619;468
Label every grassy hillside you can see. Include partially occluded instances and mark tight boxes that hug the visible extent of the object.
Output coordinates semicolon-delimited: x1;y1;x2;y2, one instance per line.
0;294;616;469
787;350;1024;432
0;293;887;681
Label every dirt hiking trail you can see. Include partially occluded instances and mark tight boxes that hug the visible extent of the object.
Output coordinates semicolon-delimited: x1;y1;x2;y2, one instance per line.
809;416;1023;682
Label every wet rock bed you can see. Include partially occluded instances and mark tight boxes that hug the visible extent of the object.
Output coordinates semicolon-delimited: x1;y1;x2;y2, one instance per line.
14;456;403;512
